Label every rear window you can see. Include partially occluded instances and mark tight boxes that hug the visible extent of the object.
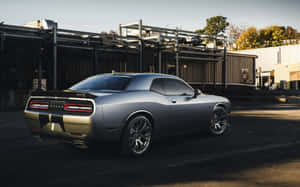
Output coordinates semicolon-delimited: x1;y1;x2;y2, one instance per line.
150;78;165;95
70;75;132;91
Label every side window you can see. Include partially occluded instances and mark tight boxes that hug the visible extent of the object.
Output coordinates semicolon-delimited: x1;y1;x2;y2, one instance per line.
164;79;194;96
150;79;165;95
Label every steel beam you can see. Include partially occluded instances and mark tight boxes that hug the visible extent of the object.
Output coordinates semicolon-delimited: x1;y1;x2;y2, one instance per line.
118;24;122;37
138;19;143;72
57;44;138;54
175;29;179;76
158;50;162;73
0;24;43;33
119;21;140;28
156;34;162;73
213;62;216;89
0;32;5;52
253;56;256;86
158;37;162;73
121;23;225;41
222;47;227;88
180;46;224;53
53;22;57;90
3;33;43;40
38;47;43;90
177;56;221;62
58;28;137;41
213;39;217;89
93;46;98;74
179;50;223;57
58;28;99;37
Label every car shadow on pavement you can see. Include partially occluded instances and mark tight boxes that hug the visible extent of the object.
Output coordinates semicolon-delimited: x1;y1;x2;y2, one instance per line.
106;114;300;187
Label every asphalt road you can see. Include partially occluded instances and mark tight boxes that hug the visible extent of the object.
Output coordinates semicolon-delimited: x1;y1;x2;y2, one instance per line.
1;104;300;187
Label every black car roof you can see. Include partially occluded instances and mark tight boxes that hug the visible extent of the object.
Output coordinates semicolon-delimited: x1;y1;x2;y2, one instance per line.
109;72;179;79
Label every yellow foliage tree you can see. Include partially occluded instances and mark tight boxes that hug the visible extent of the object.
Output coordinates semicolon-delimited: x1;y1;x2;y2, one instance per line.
234;27;259;50
234;25;299;50
259;26;285;47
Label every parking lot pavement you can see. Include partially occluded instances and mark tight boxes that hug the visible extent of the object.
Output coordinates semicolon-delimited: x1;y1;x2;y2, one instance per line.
1;104;300;187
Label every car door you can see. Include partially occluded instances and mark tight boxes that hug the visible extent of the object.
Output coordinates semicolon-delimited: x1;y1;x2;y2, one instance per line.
163;78;201;134
149;78;174;137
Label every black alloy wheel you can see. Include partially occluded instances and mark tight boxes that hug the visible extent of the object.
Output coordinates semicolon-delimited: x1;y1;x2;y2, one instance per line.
121;115;153;157
209;106;230;135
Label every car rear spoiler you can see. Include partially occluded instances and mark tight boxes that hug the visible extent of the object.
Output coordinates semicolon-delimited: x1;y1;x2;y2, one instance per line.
30;90;97;99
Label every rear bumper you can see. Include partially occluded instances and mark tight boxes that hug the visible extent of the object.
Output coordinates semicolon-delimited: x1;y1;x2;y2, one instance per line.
24;110;122;143
24;110;93;141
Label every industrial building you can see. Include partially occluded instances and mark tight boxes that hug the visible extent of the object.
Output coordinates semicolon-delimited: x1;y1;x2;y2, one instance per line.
236;44;300;90
0;20;256;110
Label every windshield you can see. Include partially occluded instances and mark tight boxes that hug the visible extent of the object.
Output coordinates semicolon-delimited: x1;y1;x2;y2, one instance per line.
70;75;132;91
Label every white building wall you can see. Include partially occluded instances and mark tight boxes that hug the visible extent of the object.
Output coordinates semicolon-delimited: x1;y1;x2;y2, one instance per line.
280;44;300;65
275;63;300;83
274;64;290;83
234;44;300;72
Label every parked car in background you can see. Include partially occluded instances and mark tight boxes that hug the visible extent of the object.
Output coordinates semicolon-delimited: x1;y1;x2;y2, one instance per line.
24;73;231;157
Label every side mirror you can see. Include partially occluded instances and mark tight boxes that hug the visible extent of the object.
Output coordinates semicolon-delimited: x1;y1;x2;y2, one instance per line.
193;89;201;98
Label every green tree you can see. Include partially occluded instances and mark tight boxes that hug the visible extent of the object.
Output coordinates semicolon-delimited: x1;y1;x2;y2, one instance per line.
196;16;229;47
196;16;229;36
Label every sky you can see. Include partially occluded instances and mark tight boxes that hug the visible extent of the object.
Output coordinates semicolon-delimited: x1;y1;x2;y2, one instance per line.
0;0;300;33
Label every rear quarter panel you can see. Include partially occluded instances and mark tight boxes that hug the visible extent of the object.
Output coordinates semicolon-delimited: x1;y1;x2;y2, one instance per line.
93;91;171;138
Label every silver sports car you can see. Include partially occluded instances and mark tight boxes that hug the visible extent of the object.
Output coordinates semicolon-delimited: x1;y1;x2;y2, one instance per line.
24;73;231;156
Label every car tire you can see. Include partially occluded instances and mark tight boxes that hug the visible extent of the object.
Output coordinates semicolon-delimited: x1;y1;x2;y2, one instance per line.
121;115;153;157
209;106;230;136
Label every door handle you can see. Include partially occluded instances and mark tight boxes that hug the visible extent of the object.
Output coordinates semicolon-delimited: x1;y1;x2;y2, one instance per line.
171;99;176;103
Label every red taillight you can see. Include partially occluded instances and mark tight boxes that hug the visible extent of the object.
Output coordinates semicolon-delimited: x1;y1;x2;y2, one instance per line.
64;104;93;113
29;101;49;110
70;132;83;136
